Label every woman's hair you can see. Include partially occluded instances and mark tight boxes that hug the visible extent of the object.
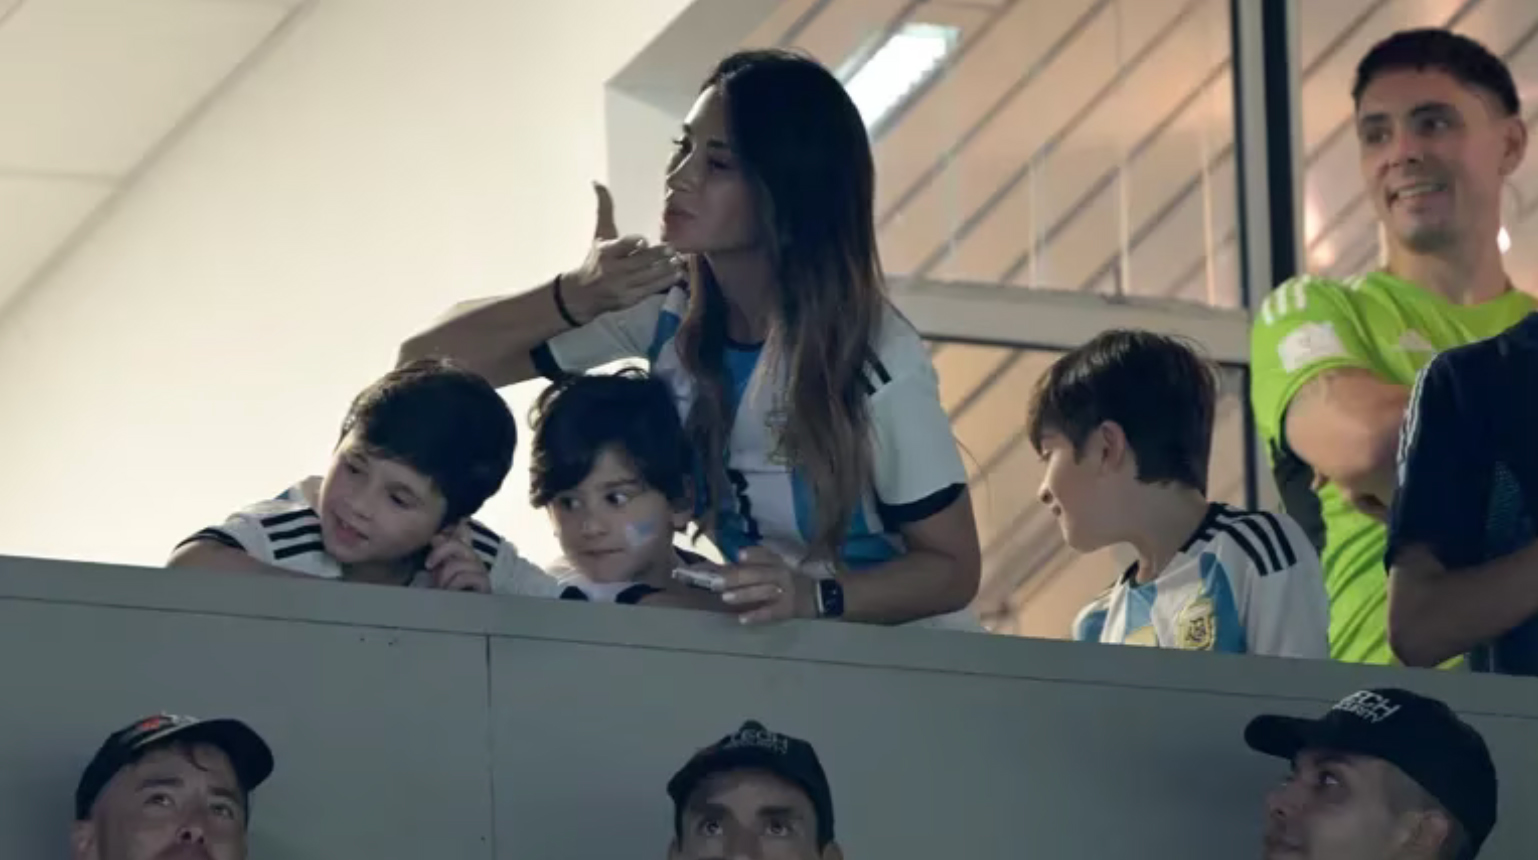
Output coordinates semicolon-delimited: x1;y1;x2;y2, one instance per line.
527;369;692;509
674;49;886;563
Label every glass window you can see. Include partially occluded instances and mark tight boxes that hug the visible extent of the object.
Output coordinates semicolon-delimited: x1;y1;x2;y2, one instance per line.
745;0;1242;308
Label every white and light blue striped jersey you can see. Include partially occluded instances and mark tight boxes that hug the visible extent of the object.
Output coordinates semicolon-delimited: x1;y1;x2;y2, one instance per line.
1072;504;1328;658
176;477;561;597
533;285;967;573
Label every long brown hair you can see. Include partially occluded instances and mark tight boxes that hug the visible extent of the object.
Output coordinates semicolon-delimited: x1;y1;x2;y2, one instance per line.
674;50;886;564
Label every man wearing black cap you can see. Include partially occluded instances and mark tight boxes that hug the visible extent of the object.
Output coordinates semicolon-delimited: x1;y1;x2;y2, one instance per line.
71;714;274;860
667;720;843;860
1246;689;1498;860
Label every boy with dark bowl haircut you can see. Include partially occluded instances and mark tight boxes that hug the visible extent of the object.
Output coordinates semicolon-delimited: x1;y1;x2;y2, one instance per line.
170;359;556;596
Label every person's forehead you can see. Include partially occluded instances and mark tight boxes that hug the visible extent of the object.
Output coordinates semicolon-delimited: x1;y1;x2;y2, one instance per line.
1295;747;1388;777
684;87;729;136
1357;67;1491;115
338;436;439;494
121;742;239;787
690;768;814;812
583;446;643;485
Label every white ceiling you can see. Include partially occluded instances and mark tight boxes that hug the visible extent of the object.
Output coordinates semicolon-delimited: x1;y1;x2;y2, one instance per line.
0;0;304;315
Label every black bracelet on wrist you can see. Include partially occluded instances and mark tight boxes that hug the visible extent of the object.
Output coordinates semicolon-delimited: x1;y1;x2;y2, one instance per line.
552;274;582;329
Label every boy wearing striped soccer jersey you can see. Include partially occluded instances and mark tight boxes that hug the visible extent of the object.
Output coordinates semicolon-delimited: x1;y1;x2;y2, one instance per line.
1030;331;1327;658
168;359;555;597
1249;29;1533;665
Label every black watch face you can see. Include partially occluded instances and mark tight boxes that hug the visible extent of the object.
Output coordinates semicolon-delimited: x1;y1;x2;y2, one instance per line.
819;579;844;618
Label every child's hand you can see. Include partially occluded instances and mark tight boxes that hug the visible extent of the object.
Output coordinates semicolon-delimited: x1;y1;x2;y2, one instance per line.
425;526;492;593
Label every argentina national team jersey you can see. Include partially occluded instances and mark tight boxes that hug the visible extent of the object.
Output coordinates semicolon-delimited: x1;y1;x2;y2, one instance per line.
176;477;560;596
533;285;968;574
1073;504;1328;658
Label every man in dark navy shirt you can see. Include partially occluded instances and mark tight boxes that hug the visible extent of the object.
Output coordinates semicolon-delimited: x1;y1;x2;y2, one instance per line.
1386;312;1538;674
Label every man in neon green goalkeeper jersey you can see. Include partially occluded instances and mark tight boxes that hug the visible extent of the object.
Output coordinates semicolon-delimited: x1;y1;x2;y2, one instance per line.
1250;29;1533;665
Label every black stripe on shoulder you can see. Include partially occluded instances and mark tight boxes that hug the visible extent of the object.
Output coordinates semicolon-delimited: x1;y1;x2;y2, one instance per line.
559;586;591;602
273;541;326;561
269;523;322;543
471;540;497;560
260;509;317;528
867;354;892;385
1216;507;1282;573
176;528;246;552
1253;510;1299;567
858;353;893;397
1216;506;1300;574
467;520;500;542
1211;521;1269;577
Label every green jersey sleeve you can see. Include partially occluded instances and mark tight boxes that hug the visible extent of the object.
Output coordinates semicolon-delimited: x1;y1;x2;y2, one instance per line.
1249;276;1381;448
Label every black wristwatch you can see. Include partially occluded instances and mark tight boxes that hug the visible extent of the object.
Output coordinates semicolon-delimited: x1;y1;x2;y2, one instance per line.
815;579;845;619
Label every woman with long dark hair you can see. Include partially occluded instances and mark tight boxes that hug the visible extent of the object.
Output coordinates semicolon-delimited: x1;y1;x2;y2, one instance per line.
402;50;980;626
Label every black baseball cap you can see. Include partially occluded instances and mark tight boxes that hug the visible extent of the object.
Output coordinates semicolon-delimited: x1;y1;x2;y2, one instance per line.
75;714;275;821
667;720;835;845
1246;688;1498;857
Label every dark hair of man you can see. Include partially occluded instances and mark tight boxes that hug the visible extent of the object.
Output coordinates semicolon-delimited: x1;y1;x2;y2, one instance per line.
1354;29;1520;117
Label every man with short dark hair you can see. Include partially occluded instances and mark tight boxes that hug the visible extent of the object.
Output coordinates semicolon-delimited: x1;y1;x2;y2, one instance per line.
1248;688;1498;860
1249;28;1533;665
72;714;274;860
667;721;843;860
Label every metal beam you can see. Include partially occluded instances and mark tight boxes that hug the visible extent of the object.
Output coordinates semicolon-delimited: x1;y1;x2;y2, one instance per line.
891;277;1252;365
1229;0;1300;510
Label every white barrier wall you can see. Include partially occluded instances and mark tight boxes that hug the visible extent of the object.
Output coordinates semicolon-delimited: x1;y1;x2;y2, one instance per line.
2;555;1536;859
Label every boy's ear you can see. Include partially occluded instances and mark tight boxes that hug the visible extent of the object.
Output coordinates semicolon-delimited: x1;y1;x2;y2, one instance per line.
1096;421;1132;472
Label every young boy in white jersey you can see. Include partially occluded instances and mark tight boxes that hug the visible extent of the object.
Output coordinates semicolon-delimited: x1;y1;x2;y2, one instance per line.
169;359;555;596
1028;330;1328;657
528;370;724;608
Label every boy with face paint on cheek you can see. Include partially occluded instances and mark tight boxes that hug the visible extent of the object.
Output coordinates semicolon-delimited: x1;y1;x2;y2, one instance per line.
529;371;727;609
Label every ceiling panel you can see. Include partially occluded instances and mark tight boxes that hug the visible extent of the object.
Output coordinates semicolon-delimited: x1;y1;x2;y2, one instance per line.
0;175;111;313
742;0;821;47
0;0;291;175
